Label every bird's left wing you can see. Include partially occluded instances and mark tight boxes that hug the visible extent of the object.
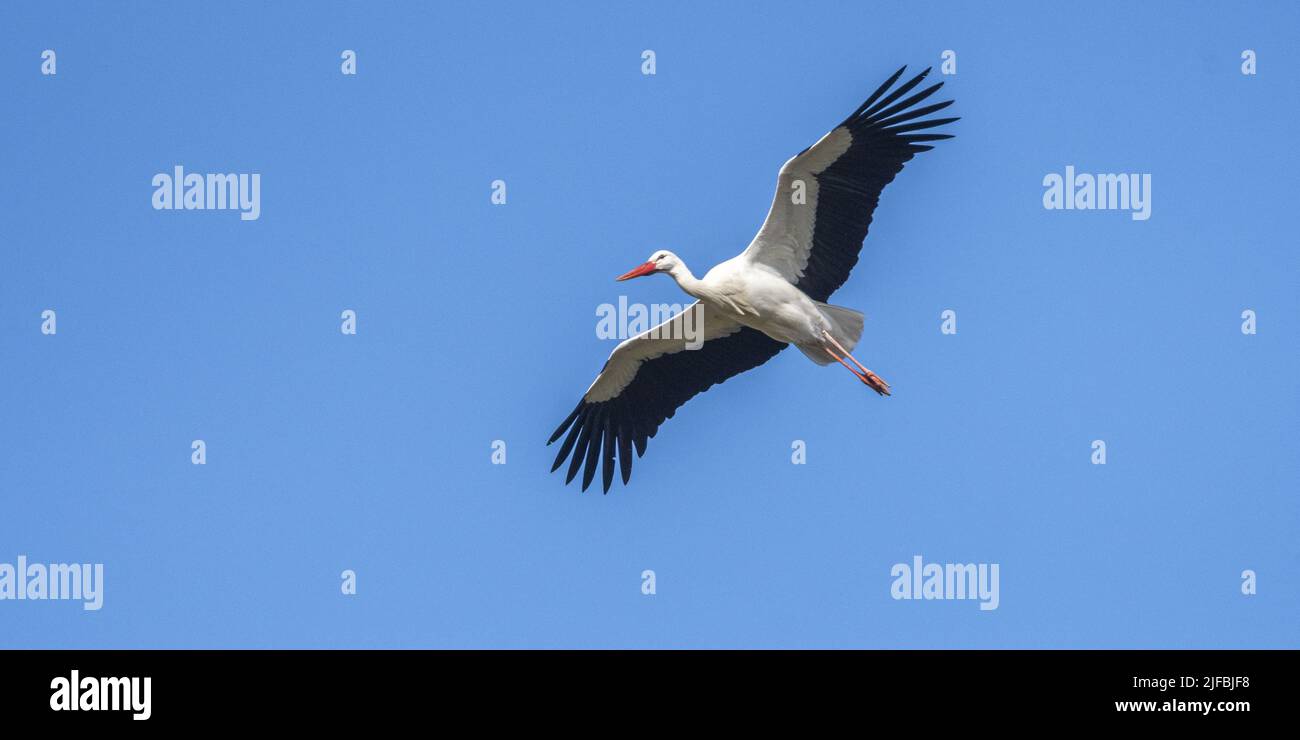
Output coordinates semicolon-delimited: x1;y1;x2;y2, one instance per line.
548;302;786;493
742;66;957;302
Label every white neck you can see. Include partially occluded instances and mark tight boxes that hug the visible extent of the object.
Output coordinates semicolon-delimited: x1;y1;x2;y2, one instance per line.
665;262;708;300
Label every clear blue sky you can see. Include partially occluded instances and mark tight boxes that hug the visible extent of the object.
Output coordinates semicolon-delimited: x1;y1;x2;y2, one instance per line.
1;2;1296;648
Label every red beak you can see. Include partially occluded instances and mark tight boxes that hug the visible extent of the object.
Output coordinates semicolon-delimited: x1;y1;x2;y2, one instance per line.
615;261;658;281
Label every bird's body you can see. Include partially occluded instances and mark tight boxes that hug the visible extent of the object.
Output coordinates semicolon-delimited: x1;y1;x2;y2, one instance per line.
550;66;957;493
654;253;862;357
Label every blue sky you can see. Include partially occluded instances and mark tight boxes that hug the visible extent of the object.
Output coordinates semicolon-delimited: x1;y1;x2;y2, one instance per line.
1;1;1296;648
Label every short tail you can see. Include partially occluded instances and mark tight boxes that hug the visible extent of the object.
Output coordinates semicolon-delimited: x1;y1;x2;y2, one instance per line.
795;302;865;365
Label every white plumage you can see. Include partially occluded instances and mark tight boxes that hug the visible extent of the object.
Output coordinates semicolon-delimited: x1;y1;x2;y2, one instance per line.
550;66;958;493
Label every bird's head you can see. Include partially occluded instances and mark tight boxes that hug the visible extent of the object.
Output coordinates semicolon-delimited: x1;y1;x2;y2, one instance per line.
616;250;680;281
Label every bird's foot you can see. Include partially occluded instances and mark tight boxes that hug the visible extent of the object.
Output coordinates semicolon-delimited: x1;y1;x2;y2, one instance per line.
861;370;891;396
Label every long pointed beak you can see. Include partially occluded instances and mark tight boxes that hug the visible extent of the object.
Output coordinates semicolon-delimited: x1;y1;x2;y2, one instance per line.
615;261;658;281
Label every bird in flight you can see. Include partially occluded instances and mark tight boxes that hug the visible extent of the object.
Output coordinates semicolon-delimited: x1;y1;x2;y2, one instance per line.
549;66;957;493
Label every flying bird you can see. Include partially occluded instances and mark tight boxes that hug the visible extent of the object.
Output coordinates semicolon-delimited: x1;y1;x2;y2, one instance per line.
548;66;956;493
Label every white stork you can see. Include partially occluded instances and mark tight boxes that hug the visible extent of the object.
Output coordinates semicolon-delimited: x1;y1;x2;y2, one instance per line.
549;66;957;493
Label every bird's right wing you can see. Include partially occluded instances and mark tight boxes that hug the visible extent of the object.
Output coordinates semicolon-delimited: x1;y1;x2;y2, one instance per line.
548;302;786;493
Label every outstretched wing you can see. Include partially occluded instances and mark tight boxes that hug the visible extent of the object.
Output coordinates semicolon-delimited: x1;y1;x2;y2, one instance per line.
743;66;957;302
548;303;786;493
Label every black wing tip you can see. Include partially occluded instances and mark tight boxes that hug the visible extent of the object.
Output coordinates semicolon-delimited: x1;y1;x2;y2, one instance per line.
546;400;586;444
853;65;958;147
564;458;582;485
549;399;633;494
888;66;936;98
849;64;948;126
548;329;784;495
889;115;960;135
844;65;910;124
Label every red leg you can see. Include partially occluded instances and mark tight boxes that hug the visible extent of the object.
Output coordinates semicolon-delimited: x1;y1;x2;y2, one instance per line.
823;332;891;396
